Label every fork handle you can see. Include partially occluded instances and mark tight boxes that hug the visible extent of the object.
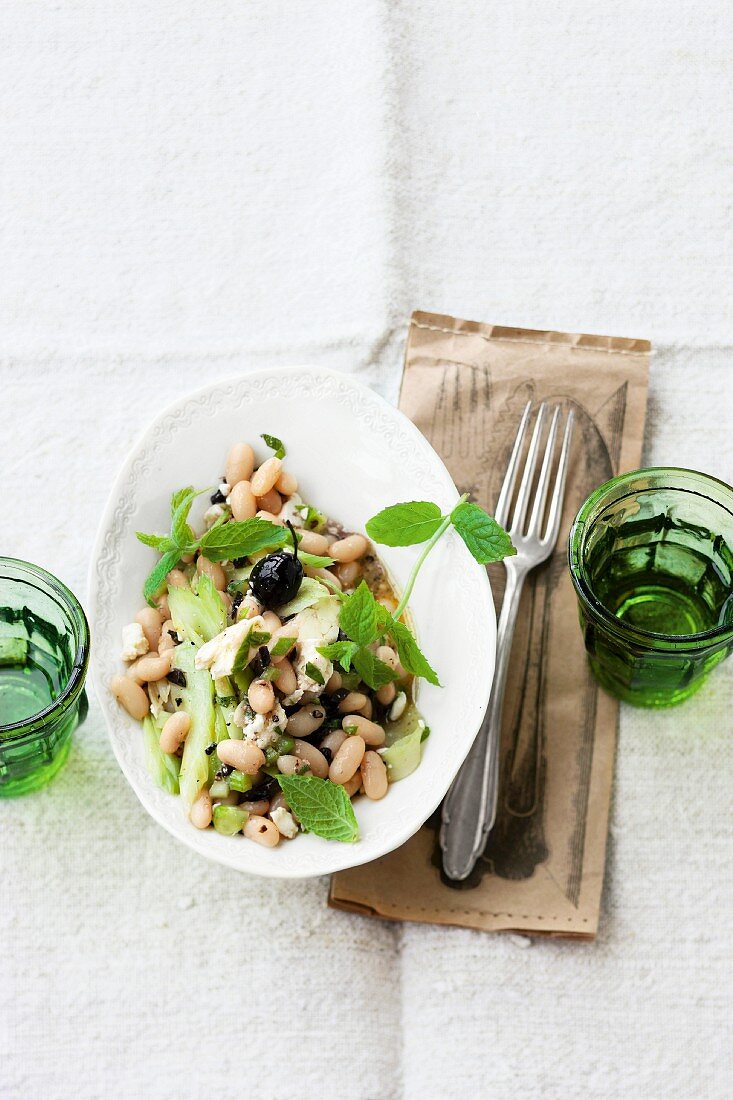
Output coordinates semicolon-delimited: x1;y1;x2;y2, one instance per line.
440;561;526;881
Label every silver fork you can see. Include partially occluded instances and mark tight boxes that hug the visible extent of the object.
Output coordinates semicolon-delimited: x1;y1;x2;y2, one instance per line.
440;400;575;881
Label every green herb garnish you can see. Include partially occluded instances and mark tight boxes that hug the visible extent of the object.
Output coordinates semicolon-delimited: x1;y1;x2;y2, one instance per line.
304;661;326;686
261;433;286;459
299;503;327;532
199;518;288;562
317;640;359;672
231;627;271;675
297;550;336;569
276;774;359;843
270;636;297;658
332;497;514;689
136;487;287;605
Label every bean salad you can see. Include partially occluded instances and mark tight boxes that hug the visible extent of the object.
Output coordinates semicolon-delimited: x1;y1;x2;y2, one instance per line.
111;437;428;847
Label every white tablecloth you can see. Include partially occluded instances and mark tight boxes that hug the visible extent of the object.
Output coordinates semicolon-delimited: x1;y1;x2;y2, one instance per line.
1;4;731;1098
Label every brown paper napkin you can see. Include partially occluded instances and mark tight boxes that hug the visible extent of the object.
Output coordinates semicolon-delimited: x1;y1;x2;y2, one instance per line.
330;310;650;939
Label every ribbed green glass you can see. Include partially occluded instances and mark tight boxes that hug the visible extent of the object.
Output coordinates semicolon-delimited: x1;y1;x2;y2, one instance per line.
568;469;733;706
0;559;89;795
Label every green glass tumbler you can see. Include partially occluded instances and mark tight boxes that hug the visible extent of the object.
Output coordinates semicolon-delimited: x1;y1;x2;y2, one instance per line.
0;558;89;795
568;468;733;706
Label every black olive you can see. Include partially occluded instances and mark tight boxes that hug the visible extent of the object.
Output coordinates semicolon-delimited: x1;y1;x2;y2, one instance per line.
250;646;271;678
232;557;248;568
242;774;279;801
230;591;243;619
204;742;217;756
210;488;227;504
167;668;187;688
320;745;333;765
249;521;304;609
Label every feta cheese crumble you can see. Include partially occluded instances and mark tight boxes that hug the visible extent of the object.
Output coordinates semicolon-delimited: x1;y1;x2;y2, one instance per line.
195;616;268;680
121;622;149;662
283;596;341;704
271;806;298;839
232;700;287;749
203;503;225;527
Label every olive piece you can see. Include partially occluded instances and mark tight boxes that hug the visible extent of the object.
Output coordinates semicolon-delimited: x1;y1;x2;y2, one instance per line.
249;522;303;609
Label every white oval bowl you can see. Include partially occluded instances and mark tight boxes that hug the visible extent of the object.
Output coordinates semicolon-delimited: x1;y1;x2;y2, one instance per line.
89;367;496;879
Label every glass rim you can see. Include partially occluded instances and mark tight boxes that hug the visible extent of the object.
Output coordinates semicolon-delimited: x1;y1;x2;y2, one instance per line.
0;557;90;737
568;466;733;647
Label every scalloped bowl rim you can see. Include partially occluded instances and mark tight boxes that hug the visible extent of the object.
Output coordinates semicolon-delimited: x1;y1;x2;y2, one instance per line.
88;366;496;879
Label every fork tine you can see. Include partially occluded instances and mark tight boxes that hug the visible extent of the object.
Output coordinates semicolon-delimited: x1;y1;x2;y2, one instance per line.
542;409;575;545
526;405;561;537
494;401;532;527
510;402;547;534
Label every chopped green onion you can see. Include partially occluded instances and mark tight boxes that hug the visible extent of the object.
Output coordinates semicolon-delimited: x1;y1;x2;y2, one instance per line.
270;636;297;658
305;661;325;686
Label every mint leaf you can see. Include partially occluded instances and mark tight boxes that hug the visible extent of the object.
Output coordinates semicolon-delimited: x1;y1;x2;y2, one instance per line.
170;487;204;551
366;501;444;547
450;502;515;564
199;518;288;562
170;486;197;517
261;433;286;459
317;640;359;671
339;581;380;647
387;618;440;687
352;648;399;690
143;549;181;605
271;636;297;658
276;775;359;843
136;532;177;552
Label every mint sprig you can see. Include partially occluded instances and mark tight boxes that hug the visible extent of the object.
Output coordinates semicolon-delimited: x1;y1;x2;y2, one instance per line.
136;486;206;604
276;774;359;843
136;486;287;605
337;496;513;689
323;582;400;691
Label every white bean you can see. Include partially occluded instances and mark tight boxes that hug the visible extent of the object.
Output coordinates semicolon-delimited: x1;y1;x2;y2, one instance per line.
287;705;327;739
226;443;255;488
244;815;280;847
341;713;385;747
190;789;212;829
132;651;173;683
248;679;275;715
276;469;298;495
293;738;329;779
135;607;163;652
298;530;329;555
330;534;368;563
217;739;265;775
360;750;388;800
230;480;257;521
251;457;282;496
110;676;149;720
329;735;366;784
159;712;190;754
257;487;282;514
